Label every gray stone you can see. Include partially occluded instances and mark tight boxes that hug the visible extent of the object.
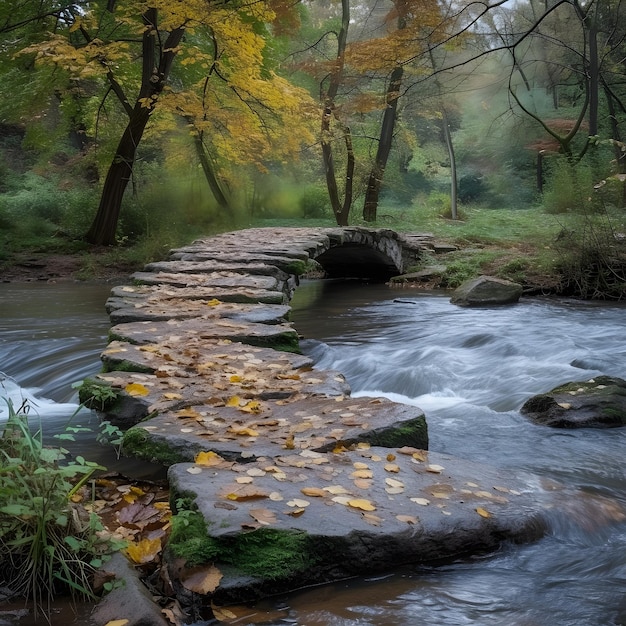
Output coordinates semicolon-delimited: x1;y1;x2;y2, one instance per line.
122;396;427;464
450;275;523;306
90;553;168;626
520;376;626;428
167;447;548;603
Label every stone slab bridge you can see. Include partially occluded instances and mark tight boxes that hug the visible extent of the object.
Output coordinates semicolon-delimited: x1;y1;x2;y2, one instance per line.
85;227;557;617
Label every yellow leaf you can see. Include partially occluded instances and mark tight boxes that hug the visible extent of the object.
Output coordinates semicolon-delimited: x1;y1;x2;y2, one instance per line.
206;298;222;306
348;499;376;511
351;469;373;479
324;485;349;495
386;453;396;462
240;400;262;414
283;433;295;450
182;564;223;594
124;537;162;564
104;621;129;626
353;462;369;469
125;382;149;396
230;374;242;383
384;464;400;473
176;407;201;419
195;451;226;466
226;396;242;407
476;507;492;518
229;426;259;437
300;487;327;497
212;604;237;621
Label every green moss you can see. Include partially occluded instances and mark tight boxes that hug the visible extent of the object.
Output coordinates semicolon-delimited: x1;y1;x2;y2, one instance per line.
168;499;317;580
369;417;428;450
101;358;154;374
122;428;188;466
283;259;309;276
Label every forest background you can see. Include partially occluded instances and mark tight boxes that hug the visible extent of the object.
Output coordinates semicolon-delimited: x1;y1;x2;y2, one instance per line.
1;0;626;298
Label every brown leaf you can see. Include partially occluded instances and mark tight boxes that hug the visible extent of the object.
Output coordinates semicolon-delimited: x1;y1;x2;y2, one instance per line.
396;514;419;524
300;487;327;497
181;564;223;594
476;507;492;518
249;508;277;526
348;498;376;511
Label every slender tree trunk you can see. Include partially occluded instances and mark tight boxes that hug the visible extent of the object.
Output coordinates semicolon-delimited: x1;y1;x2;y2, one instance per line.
441;108;457;220
194;130;231;211
363;65;403;222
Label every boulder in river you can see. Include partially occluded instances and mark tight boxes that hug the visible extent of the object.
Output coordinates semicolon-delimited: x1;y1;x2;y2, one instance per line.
520;376;626;428
450;275;523;306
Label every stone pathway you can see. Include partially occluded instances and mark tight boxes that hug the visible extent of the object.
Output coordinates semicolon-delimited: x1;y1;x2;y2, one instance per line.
84;227;554;607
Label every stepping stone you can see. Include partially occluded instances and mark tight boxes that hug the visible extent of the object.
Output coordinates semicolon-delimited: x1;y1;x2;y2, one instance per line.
108;317;299;352
131;271;286;292
166;446;548;601
108;284;286;305
106;298;291;325
122;397;428;463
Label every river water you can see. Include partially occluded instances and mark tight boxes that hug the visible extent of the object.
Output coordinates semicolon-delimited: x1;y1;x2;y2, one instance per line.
1;280;626;625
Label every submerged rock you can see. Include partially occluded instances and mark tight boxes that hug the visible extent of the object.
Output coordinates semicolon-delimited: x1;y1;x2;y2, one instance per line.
520;376;626;428
450;276;523;306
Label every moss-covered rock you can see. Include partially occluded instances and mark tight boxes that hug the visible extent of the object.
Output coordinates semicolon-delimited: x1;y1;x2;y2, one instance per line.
520;376;626;428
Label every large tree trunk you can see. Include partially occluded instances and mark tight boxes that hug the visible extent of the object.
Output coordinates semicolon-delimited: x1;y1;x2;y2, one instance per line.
363;65;403;222
84;9;184;245
194;130;231;211
84;105;150;245
321;0;353;227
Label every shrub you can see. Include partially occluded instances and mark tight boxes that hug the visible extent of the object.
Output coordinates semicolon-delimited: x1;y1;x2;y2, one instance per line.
0;399;122;618
299;186;331;219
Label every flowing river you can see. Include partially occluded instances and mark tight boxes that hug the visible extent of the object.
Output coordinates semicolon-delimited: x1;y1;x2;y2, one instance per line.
1;280;626;625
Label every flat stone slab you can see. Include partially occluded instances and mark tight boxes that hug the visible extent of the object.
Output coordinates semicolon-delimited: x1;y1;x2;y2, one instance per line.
167;446;548;601
109;284;286;306
520;375;626;427
122;396;427;463
101;337;314;376
109;317;299;352
146;256;310;276
106;298;291;325
131;270;286;292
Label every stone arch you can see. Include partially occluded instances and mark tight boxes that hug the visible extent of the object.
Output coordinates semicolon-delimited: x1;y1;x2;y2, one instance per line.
312;228;404;279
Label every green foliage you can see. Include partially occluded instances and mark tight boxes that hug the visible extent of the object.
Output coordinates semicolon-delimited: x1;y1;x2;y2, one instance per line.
0;400;122;617
168;503;220;566
543;160;595;215
75;379;119;412
299;186;331;219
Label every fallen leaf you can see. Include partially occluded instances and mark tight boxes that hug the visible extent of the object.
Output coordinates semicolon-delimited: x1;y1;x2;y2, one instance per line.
125;537;162;564
205;298;222;306
194;451;225;467
125;383;149;397
224;485;269;501
186;466;203;474
353;462;369;470
385;478;404;489
229;426;259;437
176;407;202;419
247;468;266;477
300;487;327;497
269;492;284;501
384;463;400;473
396;514;419;524
104;621;129;626
249;508;277;526
476;507;492;518
286;508;305;517
351;469;373;479
410;497;430;506
362;512;384;526
226;396;242;407
386;453;396;462
286;498;310;508
240;400;262;414
211;604;237;621
324;485;350;495
163;392;183;400
182;564;223;594
236;477;254;484
353;478;373;489
348;499;376;511
426;464;445;474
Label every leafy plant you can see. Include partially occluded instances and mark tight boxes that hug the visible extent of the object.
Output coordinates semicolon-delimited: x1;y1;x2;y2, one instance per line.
0;399;122;617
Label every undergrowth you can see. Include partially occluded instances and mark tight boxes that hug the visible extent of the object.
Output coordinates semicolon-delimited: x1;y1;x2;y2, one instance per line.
0;398;124;618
